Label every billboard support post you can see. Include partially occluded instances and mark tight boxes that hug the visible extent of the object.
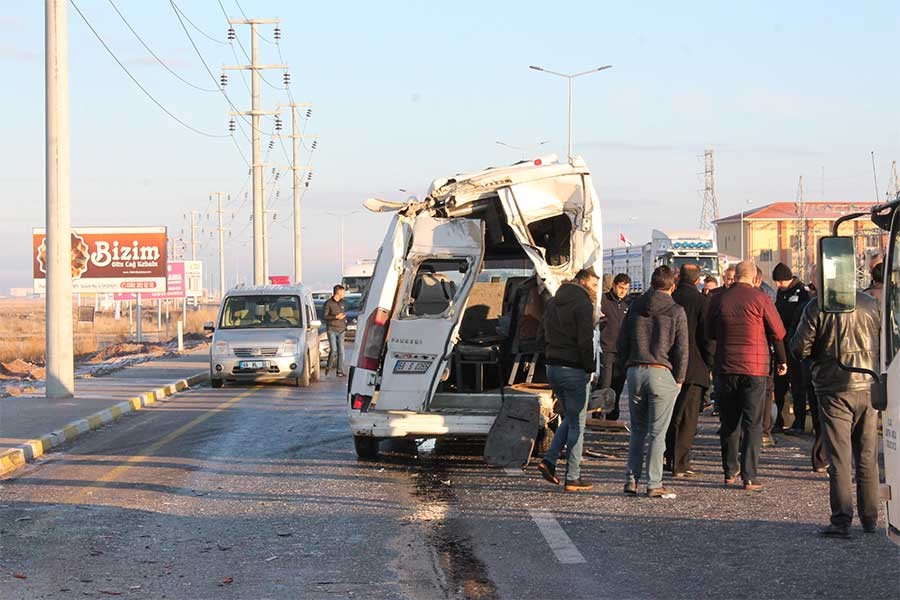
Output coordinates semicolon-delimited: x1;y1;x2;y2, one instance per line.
45;0;75;398
136;293;142;342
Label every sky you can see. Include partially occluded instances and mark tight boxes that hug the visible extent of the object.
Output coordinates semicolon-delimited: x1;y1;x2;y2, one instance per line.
1;1;899;293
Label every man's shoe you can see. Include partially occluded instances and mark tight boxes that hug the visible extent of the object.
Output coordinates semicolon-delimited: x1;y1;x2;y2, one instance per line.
724;470;741;486
762;435;776;448
623;480;638;495
784;426;804;436
813;465;829;474
564;477;593;492
818;524;851;539
537;460;559;485
674;470;695;479
337;371;346;377
605;411;620;421
862;520;878;533
742;481;764;492
647;486;673;498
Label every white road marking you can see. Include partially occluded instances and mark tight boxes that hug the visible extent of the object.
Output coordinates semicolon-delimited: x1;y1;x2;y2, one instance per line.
528;510;586;564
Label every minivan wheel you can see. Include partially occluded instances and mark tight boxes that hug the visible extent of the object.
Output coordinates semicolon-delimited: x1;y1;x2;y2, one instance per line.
296;356;310;387
353;435;380;459
211;378;224;389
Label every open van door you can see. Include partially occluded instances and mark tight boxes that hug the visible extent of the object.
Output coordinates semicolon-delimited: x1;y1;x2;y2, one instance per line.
373;216;484;411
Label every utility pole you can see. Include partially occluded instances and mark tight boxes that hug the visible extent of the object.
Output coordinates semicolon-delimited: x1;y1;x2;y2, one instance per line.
213;192;228;298
700;149;719;230
223;18;286;286
186;209;201;260
275;103;313;284
888;160;899;201
45;0;74;398
795;175;807;280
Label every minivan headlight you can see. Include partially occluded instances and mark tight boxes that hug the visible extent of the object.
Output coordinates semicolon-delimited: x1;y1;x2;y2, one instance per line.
213;341;230;357
282;338;299;356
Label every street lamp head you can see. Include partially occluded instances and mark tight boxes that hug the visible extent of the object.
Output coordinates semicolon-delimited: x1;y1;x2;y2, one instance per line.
528;65;544;72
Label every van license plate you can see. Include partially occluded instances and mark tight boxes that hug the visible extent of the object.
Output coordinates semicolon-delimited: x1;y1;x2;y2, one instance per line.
393;360;430;374
239;360;267;370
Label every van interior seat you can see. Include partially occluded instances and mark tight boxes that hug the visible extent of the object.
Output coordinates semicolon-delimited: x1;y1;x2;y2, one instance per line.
411;272;456;316
278;305;298;325
459;281;506;343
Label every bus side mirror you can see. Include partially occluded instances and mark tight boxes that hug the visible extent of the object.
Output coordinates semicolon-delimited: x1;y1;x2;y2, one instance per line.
818;236;857;313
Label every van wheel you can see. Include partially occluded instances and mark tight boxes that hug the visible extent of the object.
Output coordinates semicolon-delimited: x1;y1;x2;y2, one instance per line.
353;435;380;459
296;357;310;387
211;378;224;389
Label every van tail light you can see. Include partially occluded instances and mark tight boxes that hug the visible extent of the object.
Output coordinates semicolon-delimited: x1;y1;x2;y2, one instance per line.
351;393;373;411
357;307;389;371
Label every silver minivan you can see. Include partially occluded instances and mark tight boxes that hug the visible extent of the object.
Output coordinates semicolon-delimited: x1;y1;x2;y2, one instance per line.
205;285;322;387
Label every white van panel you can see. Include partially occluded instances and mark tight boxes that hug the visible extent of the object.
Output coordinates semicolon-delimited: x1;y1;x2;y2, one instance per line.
374;217;484;411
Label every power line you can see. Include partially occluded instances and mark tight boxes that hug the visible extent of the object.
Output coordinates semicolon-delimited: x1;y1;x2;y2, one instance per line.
70;0;229;138
169;0;277;139
168;2;227;45
106;0;217;93
216;0;282;90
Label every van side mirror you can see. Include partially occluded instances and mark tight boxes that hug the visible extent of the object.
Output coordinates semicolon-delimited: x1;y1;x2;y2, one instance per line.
818;236;856;313
203;321;215;332
309;319;322;330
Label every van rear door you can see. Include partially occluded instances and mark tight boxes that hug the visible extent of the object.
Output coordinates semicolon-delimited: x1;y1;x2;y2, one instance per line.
373;216;484;412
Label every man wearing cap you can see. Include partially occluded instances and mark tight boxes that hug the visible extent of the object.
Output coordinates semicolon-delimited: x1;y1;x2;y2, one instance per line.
773;263;811;434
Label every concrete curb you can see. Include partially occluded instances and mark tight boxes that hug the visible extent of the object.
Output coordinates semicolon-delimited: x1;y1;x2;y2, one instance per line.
0;371;209;477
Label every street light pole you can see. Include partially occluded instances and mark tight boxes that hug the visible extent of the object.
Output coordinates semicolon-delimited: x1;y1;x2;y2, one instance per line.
529;64;612;163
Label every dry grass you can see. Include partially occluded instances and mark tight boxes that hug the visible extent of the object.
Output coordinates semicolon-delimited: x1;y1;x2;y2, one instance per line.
0;298;217;364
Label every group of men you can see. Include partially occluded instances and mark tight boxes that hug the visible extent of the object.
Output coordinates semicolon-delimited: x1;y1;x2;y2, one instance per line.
536;259;882;537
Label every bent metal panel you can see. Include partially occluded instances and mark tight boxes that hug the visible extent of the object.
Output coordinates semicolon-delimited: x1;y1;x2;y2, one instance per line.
32;226;168;294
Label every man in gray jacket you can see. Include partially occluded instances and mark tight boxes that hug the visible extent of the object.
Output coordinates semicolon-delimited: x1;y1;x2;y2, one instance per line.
791;290;881;538
618;266;689;497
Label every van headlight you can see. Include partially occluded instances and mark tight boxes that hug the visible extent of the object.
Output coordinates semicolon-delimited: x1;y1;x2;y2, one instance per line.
282;338;299;356
213;341;230;358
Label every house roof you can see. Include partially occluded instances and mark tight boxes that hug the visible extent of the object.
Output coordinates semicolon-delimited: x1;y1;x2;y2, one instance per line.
714;201;879;224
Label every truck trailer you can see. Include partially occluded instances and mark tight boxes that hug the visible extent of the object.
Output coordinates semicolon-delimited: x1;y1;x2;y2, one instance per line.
603;229;719;292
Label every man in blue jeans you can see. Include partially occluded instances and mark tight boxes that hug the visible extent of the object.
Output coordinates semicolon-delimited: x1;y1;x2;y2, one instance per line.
323;284;347;376
617;266;689;498
536;268;599;492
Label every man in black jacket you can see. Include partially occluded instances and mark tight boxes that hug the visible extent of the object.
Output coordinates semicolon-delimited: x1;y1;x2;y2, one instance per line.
791;290;881;538
664;264;714;477
537;268;599;492
619;266;689;497
773;263;811;434
598;273;631;420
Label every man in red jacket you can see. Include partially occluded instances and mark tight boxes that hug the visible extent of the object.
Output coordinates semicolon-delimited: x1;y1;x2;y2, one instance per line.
707;261;788;491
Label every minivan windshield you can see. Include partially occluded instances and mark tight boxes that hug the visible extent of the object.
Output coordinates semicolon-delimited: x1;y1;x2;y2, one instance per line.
219;295;302;329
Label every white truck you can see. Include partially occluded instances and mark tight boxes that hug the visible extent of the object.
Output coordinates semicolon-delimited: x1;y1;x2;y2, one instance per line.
818;199;899;544
342;259;376;298
603;229;719;292
347;155;604;458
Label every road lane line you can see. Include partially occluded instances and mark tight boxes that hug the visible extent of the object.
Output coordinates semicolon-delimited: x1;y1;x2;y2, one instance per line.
71;386;259;502
528;510;586;565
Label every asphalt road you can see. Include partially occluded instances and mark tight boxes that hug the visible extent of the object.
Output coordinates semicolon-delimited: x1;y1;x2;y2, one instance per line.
2;373;898;599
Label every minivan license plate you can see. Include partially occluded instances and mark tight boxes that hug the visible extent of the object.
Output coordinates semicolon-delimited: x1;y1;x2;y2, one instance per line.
393;360;430;374
239;360;267;370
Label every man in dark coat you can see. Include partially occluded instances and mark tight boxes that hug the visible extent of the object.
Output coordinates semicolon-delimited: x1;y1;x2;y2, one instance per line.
598;273;631;420
664;264;714;476
773;263;811;434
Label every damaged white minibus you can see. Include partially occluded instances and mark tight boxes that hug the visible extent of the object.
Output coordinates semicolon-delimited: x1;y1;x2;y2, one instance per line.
347;155;603;458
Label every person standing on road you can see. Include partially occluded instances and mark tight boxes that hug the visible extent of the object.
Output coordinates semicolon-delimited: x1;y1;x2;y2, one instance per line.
710;265;736;299
702;276;718;296
864;262;884;304
708;260;788;491
753;267;778;448
537;268;600;492
664;264;713;478
773;263;811;435
791;289;881;538
598;273;631;421
323;284;347;377
618;266;688;498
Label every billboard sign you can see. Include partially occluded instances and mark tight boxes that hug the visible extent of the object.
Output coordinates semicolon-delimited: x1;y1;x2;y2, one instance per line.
113;260;202;300
33;227;167;294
